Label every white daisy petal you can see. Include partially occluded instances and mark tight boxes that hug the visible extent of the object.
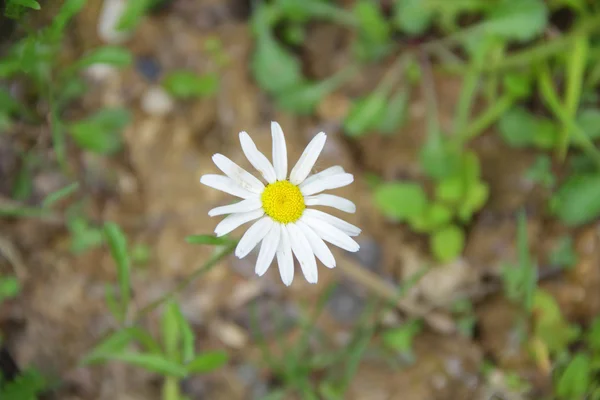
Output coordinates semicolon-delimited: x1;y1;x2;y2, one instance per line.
200;174;255;199
300;173;354;196
304;194;356;214
235;217;273;259
208;198;262;217
286;223;318;284
290;132;327;185
276;226;294;286
255;223;281;276
271;121;287;181
239;131;277;183
303;209;361;237
212;154;265;194
214;209;264;237
296;220;336;269
300;166;344;189
301;215;360;253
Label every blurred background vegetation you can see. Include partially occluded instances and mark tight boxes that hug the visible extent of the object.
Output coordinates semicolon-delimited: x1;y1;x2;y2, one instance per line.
1;0;600;399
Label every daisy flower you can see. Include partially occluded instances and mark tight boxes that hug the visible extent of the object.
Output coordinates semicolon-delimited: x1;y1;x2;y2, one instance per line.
200;122;361;286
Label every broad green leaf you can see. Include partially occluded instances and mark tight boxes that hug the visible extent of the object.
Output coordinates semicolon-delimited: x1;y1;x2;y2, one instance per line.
42;182;79;208
576;108;600;141
10;0;41;10
82;327;142;364
74;46;133;70
69;108;131;154
344;95;387;137
162;301;180;360
393;0;434;35
482;0;548;42
103;222;131;315
556;353;591;399
186;351;228;373
109;352;188;377
498;107;558;149
457;181;489;222
411;202;452;233
435;176;463;204
550;174;600;226
419;135;461;180
503;73;532;99
354;0;390;44
185;235;233;245
373;182;428;222
382;319;422;352
162;71;219;99
377;88;409;135
0;276;20;302
431;225;465;263
251;28;303;95
533;289;580;355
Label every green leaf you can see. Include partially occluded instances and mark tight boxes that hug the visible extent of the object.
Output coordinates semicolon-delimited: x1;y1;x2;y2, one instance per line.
382;319;422;352
74;46;133;70
173;304;195;363
251;22;303;95
0;276;21;302
105;285;123;321
377;88;409;135
344;95;387;137
42;182;79;208
69;108;131;154
393;0;434;35
556;353;591;399
185;235;234;246
373;182;428;222
103;222;131;315
586;317;600;353
49;0;86;40
162;301;181;360
276;68;354;115
457;181;489;222
503;73;532;99
498;107;558;149
82;327;141;365
549;236;577;269
162;71;219;99
419;134;461;180
550;174;600;226
435;176;463;204
186;351;228;373
430;225;465;263
482;0;548;42
117;0;152;31
10;0;41;10
576;108;600;141
533;289;580;355
68;217;104;254
12;162;33;201
0;87;28;117
411;202;452;233
354;0;390;44
109;352;188;377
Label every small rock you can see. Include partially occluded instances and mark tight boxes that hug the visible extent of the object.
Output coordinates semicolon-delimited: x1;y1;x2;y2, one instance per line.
97;0;131;44
84;64;119;81
135;56;162;81
141;86;174;116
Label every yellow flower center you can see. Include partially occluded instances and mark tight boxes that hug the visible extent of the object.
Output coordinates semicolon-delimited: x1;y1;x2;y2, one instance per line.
261;180;305;224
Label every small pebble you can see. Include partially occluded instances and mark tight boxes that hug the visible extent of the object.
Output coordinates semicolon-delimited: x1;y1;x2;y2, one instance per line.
327;282;365;324
98;0;131;44
141;86;174;116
